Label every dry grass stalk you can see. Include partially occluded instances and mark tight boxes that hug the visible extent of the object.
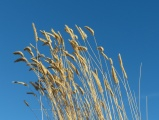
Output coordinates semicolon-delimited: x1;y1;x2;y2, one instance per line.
88;80;97;102
14;57;27;63
39;37;47;43
44;31;53;43
79;27;87;40
65;25;76;40
56;107;63;120
76;108;82;120
100;101;106;110
13;51;24;57
67;60;79;75
77;86;85;95
92;71;103;93
52;53;59;61
78;46;87;51
69;40;79;52
74;52;88;72
52;45;59;55
109;58;113;65
118;53;128;79
39;62;48;75
26;92;37;97
66;68;74;81
57;31;64;46
111;66;119;84
84;26;94;36
32;23;38;42
97;46;104;52
104;79;114;96
94;68;98;77
51;29;60;41
94;103;104;120
12;81;28;86
72;81;77;92
75;25;87;40
31;58;39;64
84;98;90;108
24;46;34;57
24;100;29;107
30;82;40;91
101;52;109;60
63;50;76;61
29;43;36;50
44;31;55;38
42;41;51;47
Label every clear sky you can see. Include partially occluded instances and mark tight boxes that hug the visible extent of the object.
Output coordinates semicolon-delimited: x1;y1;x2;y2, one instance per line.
0;0;159;119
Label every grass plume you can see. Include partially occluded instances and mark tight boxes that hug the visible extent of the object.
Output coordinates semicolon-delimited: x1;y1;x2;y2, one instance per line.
13;24;141;120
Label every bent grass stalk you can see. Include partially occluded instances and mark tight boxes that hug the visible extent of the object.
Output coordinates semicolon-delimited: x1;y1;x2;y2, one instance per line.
13;24;142;120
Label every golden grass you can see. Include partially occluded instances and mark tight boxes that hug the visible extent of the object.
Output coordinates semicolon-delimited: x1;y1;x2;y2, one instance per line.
13;24;141;120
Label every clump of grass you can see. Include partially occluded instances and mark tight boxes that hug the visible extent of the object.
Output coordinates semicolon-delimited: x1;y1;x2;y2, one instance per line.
13;23;141;120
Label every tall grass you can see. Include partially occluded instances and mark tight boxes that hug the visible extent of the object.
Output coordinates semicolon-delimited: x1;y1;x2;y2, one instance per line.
13;23;141;120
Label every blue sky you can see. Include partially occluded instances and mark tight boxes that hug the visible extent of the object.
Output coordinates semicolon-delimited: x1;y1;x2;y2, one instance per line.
0;0;159;119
